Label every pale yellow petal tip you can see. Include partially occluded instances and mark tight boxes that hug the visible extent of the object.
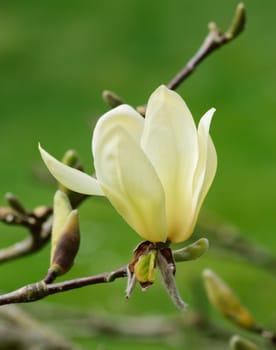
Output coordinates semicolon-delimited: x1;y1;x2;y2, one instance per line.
38;143;62;178
38;143;104;196
208;107;216;117
153;84;175;97
148;85;171;102
38;143;51;165
156;84;170;92
202;108;216;123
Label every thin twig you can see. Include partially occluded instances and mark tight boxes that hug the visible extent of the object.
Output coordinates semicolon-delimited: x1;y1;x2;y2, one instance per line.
0;266;127;306
167;3;245;90
0;204;52;262
0;237;46;262
0;242;206;306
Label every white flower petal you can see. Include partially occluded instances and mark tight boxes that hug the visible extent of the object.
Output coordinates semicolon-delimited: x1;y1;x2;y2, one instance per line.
188;108;217;234
39;144;104;196
141;85;198;240
93;121;167;242
93;104;144;154
192;108;216;201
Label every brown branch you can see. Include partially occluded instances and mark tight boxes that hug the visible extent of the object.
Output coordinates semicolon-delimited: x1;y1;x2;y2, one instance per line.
0;242;206;306
0;202;53;263
0;266;127;306
0;237;46;262
167;3;245;90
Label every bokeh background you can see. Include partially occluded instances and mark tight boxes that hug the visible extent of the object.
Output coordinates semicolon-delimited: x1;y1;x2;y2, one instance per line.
0;0;276;349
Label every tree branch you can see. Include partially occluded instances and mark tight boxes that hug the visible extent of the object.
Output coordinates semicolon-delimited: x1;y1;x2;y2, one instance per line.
0;266;128;306
167;3;245;90
0;240;207;306
0;201;52;262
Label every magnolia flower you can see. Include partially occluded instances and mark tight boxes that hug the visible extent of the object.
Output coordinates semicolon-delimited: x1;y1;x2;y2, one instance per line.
39;85;217;244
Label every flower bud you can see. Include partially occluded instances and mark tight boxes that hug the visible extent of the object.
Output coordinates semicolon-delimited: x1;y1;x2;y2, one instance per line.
102;90;124;108
48;191;80;279
59;150;87;208
226;3;246;39
51;209;80;276
173;238;209;262
203;269;255;330
51;191;71;259
5;192;27;215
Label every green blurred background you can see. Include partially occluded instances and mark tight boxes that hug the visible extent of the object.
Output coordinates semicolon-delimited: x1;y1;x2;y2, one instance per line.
0;0;276;349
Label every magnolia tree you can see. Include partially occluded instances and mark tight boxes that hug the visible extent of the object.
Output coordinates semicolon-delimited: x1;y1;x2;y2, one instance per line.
0;3;275;350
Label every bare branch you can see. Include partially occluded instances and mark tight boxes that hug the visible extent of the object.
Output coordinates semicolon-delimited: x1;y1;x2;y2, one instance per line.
167;3;246;90
0;241;208;306
0;266;127;306
0;202;52;263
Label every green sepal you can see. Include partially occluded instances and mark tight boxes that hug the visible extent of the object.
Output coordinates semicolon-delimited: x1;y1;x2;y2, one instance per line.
134;250;157;285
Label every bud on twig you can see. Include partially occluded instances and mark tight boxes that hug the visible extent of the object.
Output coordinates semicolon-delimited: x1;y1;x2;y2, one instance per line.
58;150;87;208
5;192;27;215
203;269;255;330
45;191;80;282
226;3;246;39
50;209;80;275
51;191;72;260
173;238;209;262
61;150;83;171
102;90;125;108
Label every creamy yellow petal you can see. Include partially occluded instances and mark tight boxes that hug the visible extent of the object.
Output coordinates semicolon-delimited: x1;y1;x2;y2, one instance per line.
141;85;198;241
93;122;167;242
92;104;144;152
193;108;217;203
39;144;104;196
188;109;217;235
